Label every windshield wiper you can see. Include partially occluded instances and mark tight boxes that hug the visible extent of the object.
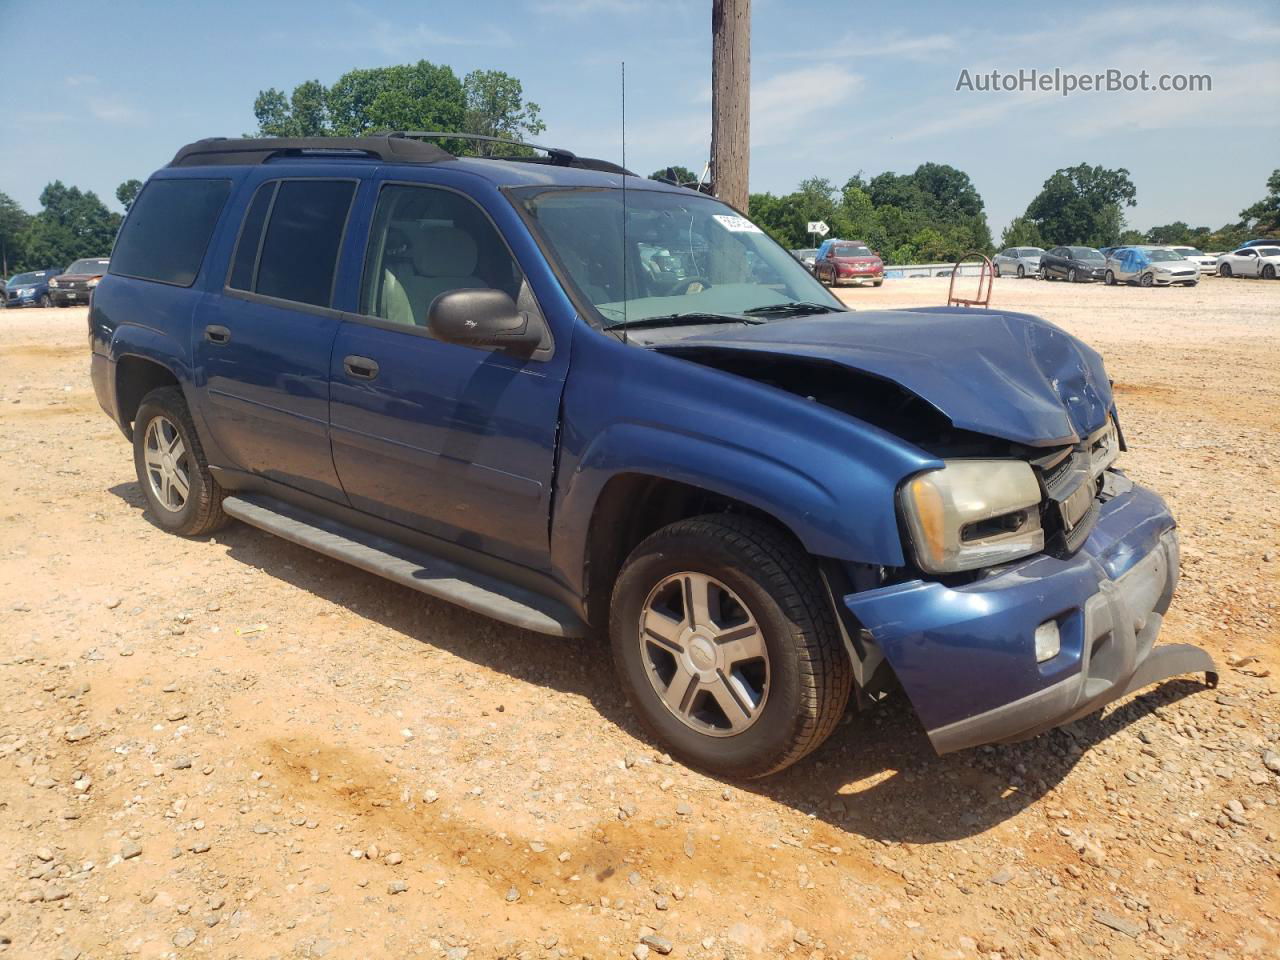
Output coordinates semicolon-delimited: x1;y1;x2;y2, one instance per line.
605;312;765;330
740;301;845;317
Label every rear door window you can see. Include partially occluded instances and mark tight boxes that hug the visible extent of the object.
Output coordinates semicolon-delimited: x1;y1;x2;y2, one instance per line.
109;178;231;286
227;179;356;308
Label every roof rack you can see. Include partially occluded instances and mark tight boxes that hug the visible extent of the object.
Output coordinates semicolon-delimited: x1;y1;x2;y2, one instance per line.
169;133;634;177
168;136;451;168
382;131;634;176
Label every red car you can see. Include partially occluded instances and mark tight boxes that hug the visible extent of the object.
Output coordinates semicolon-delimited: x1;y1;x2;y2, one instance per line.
814;240;884;287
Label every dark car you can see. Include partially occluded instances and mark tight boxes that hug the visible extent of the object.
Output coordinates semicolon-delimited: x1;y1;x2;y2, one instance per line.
88;133;1215;778
1040;245;1106;282
3;268;63;308
49;257;111;307
813;239;884;287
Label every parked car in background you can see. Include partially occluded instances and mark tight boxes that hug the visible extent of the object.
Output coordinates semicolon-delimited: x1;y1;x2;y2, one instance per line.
1171;246;1217;275
49;257;111;306
1098;247;1118;260
86;133;1216;777
1216;245;1280;279
1040;246;1106;282
1241;238;1280;249
3;268;63;308
791;248;818;273
813;239;884;287
1104;247;1200;286
992;246;1042;278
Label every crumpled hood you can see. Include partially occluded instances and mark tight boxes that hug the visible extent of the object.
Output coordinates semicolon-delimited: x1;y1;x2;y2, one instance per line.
653;307;1113;447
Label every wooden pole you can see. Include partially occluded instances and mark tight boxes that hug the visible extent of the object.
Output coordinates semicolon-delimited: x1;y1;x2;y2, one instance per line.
711;0;750;213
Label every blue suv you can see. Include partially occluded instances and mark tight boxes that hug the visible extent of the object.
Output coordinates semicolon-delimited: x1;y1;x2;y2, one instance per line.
89;134;1216;778
4;267;62;308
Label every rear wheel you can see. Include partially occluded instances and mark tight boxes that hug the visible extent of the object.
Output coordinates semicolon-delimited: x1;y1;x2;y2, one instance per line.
1040;266;1051;281
1104;270;1116;286
992;264;1001;278
610;515;851;779
1264;264;1276;280
132;387;228;537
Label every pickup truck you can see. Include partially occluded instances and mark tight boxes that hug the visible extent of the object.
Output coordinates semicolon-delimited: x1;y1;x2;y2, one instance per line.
89;134;1216;778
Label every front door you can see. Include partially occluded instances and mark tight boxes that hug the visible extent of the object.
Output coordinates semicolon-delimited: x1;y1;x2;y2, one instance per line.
193;177;357;502
327;181;568;571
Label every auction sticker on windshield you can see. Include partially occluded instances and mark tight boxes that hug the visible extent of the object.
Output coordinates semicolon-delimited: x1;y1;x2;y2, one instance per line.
712;215;762;233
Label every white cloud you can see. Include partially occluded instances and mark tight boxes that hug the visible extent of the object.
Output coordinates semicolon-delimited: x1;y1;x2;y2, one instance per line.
752;65;862;147
64;74;100;88
88;98;147;126
771;31;956;62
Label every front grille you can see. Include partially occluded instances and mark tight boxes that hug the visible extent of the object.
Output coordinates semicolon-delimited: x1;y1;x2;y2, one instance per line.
1033;421;1117;558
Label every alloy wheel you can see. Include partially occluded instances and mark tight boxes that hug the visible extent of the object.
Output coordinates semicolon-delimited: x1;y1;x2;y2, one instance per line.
143;416;191;512
637;571;769;737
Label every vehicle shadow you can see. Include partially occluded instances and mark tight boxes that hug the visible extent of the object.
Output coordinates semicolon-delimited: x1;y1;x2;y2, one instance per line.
109;481;1215;846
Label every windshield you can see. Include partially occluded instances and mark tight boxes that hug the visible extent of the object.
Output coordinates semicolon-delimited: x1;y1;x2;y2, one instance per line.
68;259;109;274
1018;248;1043;256
514;186;842;327
1069;247;1104;260
1147;249;1185;263
7;272;48;286
833;244;872;258
1173;247;1205;257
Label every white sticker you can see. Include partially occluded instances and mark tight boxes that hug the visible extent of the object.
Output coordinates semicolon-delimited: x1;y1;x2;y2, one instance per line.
712;214;763;234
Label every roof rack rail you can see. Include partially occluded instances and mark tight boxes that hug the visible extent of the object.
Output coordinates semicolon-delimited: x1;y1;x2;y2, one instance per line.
168;136;451;168
382;131;634;176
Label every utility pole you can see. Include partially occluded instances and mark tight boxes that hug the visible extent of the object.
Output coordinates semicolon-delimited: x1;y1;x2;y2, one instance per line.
711;0;750;213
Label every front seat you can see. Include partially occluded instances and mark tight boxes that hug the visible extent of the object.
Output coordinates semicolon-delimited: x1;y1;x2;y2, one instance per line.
407;226;485;326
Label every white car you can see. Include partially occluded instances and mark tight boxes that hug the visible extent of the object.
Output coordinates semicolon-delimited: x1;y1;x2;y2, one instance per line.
992;246;1043;278
1104;246;1200;287
1171;246;1217;275
1216;245;1280;279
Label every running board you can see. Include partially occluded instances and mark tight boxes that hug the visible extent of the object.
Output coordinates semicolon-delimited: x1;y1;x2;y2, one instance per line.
221;494;586;637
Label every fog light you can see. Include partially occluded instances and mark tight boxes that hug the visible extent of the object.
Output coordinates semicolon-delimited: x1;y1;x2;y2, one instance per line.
1034;620;1061;663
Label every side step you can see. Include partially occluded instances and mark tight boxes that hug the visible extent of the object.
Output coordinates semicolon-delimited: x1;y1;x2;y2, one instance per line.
221;494;586;637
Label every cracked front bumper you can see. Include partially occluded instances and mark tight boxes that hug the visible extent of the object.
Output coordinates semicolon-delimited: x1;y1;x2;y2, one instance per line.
845;478;1217;754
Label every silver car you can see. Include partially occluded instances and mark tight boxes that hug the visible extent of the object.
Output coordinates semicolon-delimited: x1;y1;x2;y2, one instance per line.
1171;246;1217;275
1103;246;1200;287
993;246;1043;279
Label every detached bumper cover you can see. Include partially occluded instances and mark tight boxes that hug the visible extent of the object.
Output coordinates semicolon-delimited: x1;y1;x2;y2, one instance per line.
846;479;1217;753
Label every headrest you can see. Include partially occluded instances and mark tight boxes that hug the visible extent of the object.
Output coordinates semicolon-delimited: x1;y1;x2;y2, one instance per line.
413;226;478;277
385;227;411;259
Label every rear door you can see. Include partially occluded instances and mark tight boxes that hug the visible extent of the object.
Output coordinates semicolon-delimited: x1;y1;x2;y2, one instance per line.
192;177;358;502
327;179;568;571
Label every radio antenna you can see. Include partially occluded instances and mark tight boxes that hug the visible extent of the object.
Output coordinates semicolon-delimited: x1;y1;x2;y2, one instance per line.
621;61;628;344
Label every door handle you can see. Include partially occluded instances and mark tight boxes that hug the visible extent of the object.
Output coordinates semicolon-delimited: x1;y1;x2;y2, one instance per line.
343;355;380;380
204;325;231;345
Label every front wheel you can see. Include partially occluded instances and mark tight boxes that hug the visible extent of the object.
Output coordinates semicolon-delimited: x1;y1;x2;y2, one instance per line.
1219;264;1232;277
133;387;228;537
610;515;852;779
1068;268;1078;283
38;294;51;308
1140;272;1155;287
1016;264;1025;278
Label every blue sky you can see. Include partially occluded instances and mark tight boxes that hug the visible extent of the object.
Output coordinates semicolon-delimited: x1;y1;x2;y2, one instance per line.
2;0;1277;237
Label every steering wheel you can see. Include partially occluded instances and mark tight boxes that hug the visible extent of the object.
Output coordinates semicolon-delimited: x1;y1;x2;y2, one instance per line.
665;276;713;296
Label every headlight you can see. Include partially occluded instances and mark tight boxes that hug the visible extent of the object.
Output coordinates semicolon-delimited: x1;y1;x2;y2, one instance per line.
49;278;59;288
88;277;101;287
900;460;1044;573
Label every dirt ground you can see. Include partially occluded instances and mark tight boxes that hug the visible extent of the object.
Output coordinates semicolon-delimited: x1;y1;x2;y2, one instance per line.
1;275;1277;960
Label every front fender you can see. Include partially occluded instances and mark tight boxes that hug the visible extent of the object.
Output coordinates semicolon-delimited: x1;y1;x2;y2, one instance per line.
549;326;939;594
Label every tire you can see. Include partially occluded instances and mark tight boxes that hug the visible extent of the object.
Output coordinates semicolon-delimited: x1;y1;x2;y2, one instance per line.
992;264;1001;278
1264;265;1276;280
1068;268;1078;283
1040;266;1051;281
38;294;51;308
610;514;852;779
873;280;883;287
1140;272;1154;287
1219;264;1232;277
1016;264;1025;278
132;386;228;537
1104;270;1116;286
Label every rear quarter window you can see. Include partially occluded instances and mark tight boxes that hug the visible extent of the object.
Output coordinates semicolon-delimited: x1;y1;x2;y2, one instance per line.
110;178;231;286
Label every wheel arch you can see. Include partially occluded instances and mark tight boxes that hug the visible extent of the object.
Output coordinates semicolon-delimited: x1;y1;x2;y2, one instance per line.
114;354;182;438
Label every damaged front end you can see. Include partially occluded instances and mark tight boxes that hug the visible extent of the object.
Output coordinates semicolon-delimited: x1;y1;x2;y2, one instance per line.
651;307;1218;754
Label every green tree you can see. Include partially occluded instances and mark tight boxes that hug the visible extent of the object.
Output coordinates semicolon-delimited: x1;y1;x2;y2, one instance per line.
1024;163;1137;247
21;182;121;269
1000;216;1044;249
0;192;31;277
462;69;545;153
116;179;143;212
1240;169;1280;235
1144;221;1193;245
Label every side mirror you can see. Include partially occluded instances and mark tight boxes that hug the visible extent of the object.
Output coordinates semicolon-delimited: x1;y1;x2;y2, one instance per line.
428;288;544;355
